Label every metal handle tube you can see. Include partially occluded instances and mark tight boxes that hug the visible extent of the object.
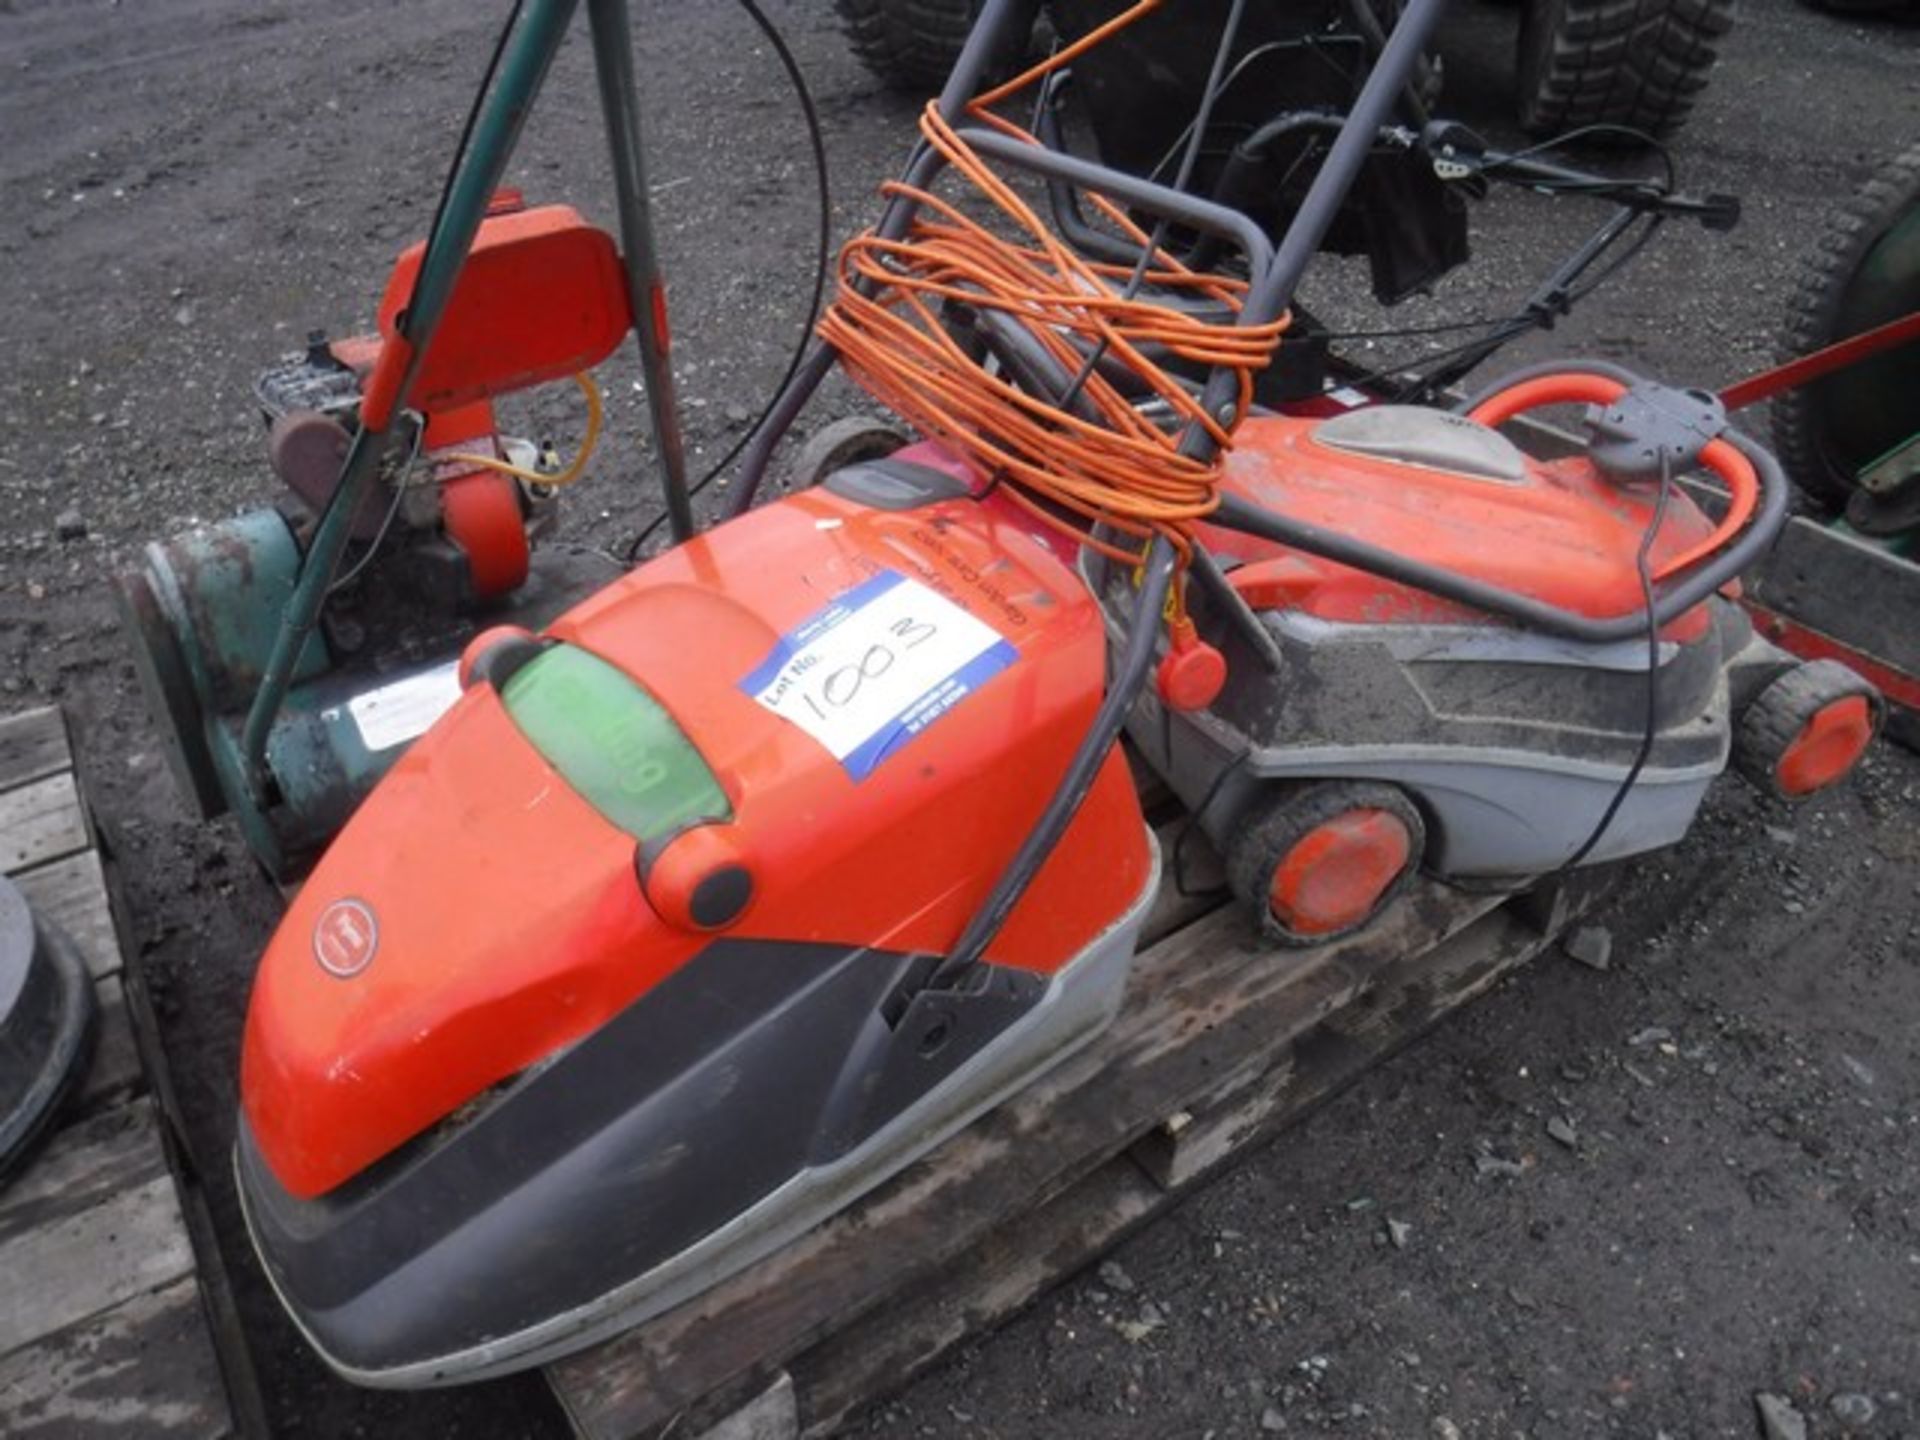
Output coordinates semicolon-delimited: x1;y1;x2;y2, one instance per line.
722;135;971;521
1210;415;1789;644
589;0;694;543
730;0;1446;518
241;0;580;783
723;0;1044;520
724;113;1288;521
1394;207;1640;399
1165;0;1448;471
1432;128;1733;226
1342;0;1432;126
956;129;1277;278
1184;114;1349;272
1239;0;1448;335
1033;91;1144;268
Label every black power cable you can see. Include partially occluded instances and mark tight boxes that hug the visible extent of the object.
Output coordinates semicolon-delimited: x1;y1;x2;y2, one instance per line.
1055;0;1252;412
1309;123;1680;400
622;0;831;561
1553;451;1674;874
415;0;527;323
1439;449;1675;898
320;4;522;590
1339;209;1667;403
1171;747;1252;901
1180;440;1675;906
1484;123;1676;193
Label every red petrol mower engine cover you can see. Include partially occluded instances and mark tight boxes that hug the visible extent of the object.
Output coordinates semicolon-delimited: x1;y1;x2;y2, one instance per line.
241;483;1150;1200
1201;413;1724;640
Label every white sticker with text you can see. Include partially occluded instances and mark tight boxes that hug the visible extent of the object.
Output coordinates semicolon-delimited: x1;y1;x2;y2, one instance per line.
741;570;1015;779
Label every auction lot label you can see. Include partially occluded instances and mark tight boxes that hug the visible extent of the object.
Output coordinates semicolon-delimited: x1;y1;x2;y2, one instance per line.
741;570;1016;779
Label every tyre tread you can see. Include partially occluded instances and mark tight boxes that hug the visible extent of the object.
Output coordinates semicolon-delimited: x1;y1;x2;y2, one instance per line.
1517;0;1734;139
1771;140;1920;508
833;0;977;94
1224;782;1427;948
1732;660;1882;797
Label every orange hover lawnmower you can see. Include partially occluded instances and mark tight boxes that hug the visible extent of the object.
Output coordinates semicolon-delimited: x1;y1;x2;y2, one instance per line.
153;0;1881;1390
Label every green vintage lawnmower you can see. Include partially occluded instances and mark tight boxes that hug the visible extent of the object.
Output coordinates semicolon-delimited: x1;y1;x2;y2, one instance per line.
834;0;1736;141
1774;138;1920;535
1736;137;1920;749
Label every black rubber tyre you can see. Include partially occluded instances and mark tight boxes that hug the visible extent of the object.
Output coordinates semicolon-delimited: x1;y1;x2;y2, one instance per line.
1225;781;1426;948
1772;140;1920;512
789;416;905;489
1733;659;1883;799
833;0;981;94
1514;0;1734;140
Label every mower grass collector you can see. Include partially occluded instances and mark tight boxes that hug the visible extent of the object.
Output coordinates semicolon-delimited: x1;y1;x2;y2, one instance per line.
109;0;1883;1394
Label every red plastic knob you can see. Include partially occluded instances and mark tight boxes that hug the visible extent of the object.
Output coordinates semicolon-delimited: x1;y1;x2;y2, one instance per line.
1155;620;1226;712
641;824;755;932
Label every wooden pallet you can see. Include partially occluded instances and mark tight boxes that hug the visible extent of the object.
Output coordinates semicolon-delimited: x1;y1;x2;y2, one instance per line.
545;812;1608;1440
0;707;264;1439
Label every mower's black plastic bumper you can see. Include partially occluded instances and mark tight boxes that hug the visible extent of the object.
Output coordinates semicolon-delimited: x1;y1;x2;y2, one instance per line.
236;937;1047;1385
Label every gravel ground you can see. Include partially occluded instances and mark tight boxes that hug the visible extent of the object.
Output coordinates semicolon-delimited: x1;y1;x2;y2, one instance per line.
2;2;1917;1437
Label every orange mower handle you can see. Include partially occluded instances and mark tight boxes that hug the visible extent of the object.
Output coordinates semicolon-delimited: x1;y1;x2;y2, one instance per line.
1467;372;1760;582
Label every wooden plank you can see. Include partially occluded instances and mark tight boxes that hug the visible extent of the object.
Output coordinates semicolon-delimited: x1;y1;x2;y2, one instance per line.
0;704;243;1438
1132;878;1601;1191
99;850;273;1440
790;1154;1166;1440
0;1101;168;1252
0;1172;196;1358
14;850;121;980
0;708;70;793
74;977;142;1117
784;879;1606;1438
1747;513;1920;678
0;772;90;876
688;1373;799;1440
550;880;1504;1438
0;1277;234;1440
1509;870;1583;942
1131;1050;1300;1193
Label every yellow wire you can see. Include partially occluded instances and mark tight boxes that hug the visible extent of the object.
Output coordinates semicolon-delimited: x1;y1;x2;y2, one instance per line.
442;371;603;486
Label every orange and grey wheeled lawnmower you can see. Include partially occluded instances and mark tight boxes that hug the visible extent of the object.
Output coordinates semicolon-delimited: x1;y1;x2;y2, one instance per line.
1090;365;1884;945
232;0;1879;1390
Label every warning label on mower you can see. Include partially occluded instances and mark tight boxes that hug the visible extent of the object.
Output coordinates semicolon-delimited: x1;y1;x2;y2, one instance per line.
740;570;1016;780
339;660;462;753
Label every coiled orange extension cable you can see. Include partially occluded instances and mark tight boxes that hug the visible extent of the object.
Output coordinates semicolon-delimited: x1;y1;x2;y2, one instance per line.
816;0;1288;598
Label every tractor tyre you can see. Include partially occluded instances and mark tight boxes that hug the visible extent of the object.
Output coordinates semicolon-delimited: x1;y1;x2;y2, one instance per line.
1226;782;1426;948
833;0;984;94
1772;140;1920;511
1733;660;1882;800
1514;0;1734;140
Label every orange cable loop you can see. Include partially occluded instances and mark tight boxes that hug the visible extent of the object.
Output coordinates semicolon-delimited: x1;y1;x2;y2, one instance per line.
816;10;1287;604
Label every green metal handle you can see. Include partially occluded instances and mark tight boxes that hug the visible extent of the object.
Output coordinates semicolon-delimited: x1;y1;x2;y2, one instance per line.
240;0;582;792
